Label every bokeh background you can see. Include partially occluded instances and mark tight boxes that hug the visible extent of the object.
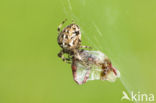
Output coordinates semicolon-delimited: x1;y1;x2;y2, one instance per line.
0;0;156;103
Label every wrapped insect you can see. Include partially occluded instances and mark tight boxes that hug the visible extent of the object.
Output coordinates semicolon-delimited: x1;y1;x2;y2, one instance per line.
71;50;120;85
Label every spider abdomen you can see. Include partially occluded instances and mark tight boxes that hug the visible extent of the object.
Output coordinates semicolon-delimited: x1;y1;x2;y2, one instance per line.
58;24;81;50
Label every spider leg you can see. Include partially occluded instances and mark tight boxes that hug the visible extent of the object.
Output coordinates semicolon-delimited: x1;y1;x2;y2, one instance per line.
80;45;92;50
58;19;67;32
58;50;72;64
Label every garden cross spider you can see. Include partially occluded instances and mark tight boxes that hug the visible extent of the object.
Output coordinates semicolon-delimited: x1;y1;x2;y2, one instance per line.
57;19;91;64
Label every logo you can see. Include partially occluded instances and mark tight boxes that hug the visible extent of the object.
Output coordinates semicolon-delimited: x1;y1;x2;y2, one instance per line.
121;91;155;102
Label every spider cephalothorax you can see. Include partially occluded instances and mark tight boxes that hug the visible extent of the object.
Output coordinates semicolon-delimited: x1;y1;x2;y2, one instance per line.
57;19;90;63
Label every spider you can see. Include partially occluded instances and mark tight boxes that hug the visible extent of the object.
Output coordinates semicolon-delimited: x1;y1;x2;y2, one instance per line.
57;19;91;64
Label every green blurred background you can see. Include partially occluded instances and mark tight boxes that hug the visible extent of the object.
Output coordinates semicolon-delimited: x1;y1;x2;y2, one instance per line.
0;0;156;103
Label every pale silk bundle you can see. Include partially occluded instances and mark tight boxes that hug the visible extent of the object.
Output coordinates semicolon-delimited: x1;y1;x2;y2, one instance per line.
71;50;120;85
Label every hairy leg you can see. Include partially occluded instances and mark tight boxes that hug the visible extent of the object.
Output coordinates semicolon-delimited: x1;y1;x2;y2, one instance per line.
80;45;92;50
57;19;67;32
58;50;72;64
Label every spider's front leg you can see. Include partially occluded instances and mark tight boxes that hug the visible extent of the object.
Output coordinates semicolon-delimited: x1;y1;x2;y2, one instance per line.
80;45;92;50
58;50;72;64
57;19;67;32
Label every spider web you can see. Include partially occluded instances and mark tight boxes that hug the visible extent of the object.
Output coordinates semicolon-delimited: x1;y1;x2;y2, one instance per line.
59;0;137;102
